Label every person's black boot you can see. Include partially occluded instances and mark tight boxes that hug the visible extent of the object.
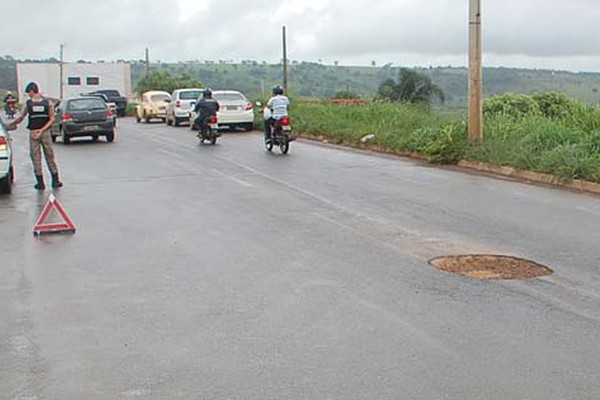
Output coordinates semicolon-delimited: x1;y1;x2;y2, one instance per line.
34;175;45;190
51;173;63;188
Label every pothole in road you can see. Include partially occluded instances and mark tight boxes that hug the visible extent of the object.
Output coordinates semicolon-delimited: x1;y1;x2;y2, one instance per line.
429;254;553;280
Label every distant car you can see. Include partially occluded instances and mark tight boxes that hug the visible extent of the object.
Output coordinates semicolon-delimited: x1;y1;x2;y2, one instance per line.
87;89;128;117
165;88;204;126
81;92;118;126
212;90;254;131
50;96;115;144
0;118;14;194
135;91;171;123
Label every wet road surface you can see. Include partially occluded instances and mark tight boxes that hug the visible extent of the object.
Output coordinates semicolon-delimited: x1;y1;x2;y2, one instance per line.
2;118;600;399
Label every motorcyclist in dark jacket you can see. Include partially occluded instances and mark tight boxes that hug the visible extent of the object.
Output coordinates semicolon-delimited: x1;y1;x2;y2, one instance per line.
193;89;219;134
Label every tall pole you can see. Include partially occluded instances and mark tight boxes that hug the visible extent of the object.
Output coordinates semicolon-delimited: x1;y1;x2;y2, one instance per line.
468;0;483;142
145;47;150;77
59;44;65;99
282;26;288;92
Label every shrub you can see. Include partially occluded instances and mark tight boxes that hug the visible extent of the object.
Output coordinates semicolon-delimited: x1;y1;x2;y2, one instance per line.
531;92;584;120
483;93;540;119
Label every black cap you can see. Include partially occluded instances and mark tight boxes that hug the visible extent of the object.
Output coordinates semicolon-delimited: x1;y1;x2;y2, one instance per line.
25;82;39;93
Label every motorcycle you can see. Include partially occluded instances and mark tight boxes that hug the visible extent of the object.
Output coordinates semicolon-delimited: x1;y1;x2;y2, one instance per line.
5;101;16;120
196;114;220;145
265;116;292;154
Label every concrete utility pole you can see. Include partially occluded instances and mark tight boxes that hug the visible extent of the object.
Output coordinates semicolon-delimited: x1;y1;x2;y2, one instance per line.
145;47;150;77
59;44;65;99
468;0;483;142
282;26;288;92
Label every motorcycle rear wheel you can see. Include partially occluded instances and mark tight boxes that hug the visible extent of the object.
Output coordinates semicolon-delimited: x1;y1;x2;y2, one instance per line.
279;135;289;154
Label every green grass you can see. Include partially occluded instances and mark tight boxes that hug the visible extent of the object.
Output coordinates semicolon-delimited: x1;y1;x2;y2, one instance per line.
292;100;600;183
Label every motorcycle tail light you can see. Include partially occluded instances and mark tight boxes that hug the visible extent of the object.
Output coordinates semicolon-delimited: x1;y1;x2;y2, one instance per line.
281;117;290;125
107;110;113;118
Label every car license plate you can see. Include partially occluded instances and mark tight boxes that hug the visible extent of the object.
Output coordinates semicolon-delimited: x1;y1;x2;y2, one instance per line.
226;106;239;111
83;125;98;131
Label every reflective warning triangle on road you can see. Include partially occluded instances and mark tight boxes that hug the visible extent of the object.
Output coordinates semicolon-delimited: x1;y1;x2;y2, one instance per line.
33;194;76;236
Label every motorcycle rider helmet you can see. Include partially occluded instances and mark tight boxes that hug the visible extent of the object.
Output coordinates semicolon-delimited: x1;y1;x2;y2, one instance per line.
272;85;284;96
203;88;213;98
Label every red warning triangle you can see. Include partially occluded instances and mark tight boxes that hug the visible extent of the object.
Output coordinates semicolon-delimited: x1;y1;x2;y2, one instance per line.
33;194;76;236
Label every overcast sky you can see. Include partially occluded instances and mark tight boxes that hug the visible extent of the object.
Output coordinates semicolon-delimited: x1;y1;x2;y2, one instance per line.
4;0;600;72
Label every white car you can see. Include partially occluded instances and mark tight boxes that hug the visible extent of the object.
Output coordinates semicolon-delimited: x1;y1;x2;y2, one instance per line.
0;118;14;194
212;90;254;131
165;88;204;127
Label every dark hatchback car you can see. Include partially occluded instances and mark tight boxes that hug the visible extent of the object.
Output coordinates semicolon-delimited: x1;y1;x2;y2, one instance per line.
51;96;115;144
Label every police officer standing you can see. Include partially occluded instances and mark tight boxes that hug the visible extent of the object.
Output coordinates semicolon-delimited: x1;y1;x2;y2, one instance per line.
7;82;63;190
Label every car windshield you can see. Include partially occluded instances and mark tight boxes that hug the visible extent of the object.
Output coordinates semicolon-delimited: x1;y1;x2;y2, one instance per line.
214;92;246;101
68;98;107;111
151;94;171;102
179;90;203;100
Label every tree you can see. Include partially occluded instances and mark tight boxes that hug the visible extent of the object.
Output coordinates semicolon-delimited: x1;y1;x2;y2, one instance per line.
135;71;203;95
376;68;445;105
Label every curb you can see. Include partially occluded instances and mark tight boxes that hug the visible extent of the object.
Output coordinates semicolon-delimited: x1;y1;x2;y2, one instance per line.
296;133;600;197
457;160;600;196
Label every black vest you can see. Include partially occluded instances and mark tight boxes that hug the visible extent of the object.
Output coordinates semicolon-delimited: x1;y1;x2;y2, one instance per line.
26;98;51;130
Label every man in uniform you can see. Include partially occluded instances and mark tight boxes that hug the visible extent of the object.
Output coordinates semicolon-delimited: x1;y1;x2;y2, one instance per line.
6;82;63;190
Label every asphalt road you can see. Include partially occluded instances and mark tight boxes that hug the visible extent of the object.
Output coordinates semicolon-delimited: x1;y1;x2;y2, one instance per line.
2;117;600;399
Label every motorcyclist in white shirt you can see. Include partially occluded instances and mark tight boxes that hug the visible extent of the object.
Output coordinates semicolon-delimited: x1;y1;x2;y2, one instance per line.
265;85;289;142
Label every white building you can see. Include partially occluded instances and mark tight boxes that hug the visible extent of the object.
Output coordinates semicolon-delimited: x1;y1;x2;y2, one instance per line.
16;62;132;102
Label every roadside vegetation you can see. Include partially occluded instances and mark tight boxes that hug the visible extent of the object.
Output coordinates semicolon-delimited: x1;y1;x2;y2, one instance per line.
291;90;600;183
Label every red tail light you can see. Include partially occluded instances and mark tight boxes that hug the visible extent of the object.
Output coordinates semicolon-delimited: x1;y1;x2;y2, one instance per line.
208;115;218;124
107;110;113;118
8;103;14;109
245;102;253;111
280;117;290;126
62;113;73;122
0;136;7;146
176;100;181;108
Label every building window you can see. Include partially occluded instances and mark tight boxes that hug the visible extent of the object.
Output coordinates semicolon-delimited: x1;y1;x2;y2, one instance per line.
86;77;100;85
67;77;81;85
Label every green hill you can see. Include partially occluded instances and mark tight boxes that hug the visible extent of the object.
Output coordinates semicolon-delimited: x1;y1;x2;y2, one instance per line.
2;56;600;107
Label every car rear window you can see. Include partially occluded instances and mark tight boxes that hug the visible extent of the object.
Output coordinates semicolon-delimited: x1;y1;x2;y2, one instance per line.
214;92;246;101
179;90;204;100
151;94;171;102
68;99;107;111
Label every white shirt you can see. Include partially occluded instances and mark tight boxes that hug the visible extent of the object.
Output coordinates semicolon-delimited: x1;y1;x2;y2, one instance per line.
267;95;289;119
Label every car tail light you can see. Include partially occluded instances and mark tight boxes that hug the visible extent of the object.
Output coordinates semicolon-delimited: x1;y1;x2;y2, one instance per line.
280;117;290;126
209;115;218;124
0;136;7;151
107;110;113;118
62;113;73;122
245;102;253;111
176;100;181;108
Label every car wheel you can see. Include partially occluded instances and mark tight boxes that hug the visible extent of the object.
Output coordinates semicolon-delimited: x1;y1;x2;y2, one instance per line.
136;114;141;123
166;115;173;126
91;135;98;142
61;128;70;144
245;123;254;132
0;167;12;194
106;130;115;143
144;112;150;123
